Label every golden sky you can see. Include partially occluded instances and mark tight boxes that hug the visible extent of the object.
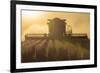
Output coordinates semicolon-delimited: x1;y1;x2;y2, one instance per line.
22;10;90;41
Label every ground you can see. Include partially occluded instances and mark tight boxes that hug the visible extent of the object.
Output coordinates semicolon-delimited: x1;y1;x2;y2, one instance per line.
21;37;90;63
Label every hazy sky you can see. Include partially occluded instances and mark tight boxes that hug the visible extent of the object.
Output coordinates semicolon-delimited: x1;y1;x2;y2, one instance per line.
22;10;90;41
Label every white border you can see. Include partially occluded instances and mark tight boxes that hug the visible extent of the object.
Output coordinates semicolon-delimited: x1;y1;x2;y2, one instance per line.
16;4;94;69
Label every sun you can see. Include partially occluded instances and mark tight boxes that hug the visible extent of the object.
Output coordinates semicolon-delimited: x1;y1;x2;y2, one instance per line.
22;10;43;18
